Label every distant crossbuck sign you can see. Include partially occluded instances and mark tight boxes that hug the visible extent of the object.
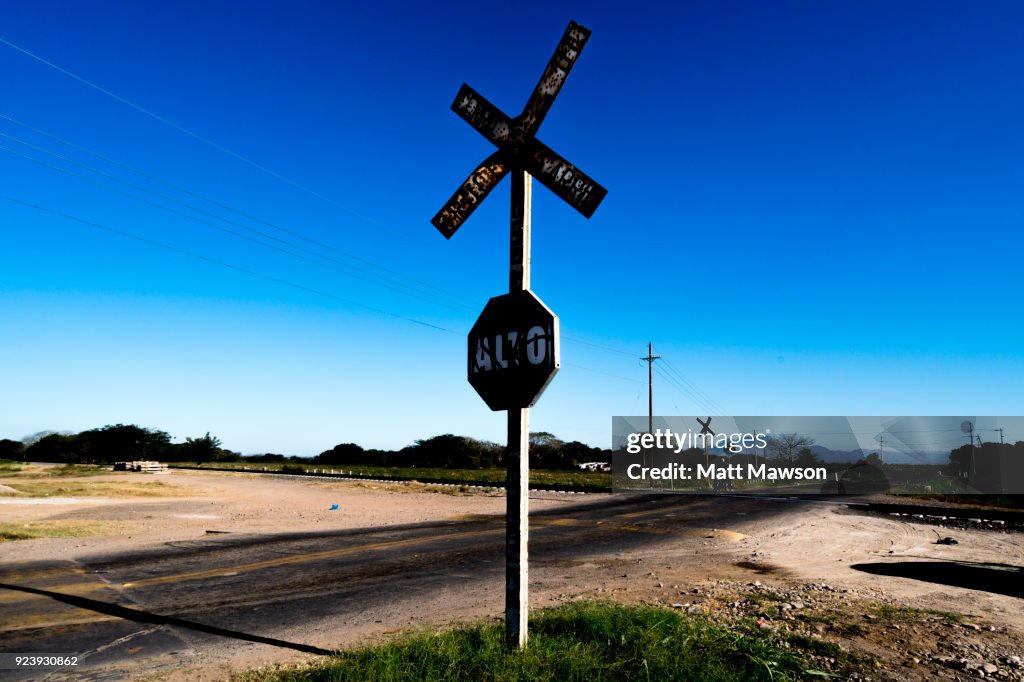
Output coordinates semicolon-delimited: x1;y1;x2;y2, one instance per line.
431;21;608;238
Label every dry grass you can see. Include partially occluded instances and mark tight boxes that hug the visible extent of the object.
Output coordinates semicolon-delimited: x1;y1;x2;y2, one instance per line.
305;479;503;497
0;520;120;541
0;463;119;479
0;479;186;498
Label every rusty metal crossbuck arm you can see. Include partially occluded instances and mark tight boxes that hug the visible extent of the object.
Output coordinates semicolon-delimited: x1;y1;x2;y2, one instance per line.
431;21;608;239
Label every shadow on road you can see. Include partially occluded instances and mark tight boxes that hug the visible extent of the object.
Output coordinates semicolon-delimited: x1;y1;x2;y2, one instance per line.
850;560;1024;598
0;582;335;655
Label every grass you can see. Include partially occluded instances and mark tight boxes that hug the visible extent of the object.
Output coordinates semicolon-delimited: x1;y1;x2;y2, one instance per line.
179;462;612;491
0;479;184;498
0;463;120;479
33;464;117;477
0;520;115;541
0;459;23;474
238;602;853;681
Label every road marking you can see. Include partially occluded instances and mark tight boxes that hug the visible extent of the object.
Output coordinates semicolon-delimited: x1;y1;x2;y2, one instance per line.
0;560;129;632
2;612;121;631
120;512;678;589
0;580;110;604
121;527;498;588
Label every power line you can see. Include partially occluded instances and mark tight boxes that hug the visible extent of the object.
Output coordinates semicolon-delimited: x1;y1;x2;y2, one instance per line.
0;112;481;307
0;37;382;228
0;141;474;312
659;356;727;414
0;42;731;406
0;192;672;392
0;193;458;335
652;364;720;416
0;130;686;385
0;114;668;358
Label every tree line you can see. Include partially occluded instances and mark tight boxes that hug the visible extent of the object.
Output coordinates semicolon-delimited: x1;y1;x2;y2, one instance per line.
0;425;233;465
0;425;610;471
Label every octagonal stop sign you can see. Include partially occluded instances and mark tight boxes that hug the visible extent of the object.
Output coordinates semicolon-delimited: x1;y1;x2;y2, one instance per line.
468;290;560;411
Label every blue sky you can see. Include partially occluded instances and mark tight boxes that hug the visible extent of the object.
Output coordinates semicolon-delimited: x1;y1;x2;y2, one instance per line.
2;1;1022;454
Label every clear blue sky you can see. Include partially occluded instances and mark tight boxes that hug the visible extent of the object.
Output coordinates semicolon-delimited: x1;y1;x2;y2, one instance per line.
2;1;1022;455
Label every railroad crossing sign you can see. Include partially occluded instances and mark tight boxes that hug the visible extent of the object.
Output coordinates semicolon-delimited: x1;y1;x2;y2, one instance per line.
697;416;715;437
430;19;606;652
431;20;608;238
698;416;715;465
468;291;559;411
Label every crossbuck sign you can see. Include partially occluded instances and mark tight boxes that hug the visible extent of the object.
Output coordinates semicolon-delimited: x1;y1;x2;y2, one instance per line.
431;21;607;238
430;20;606;651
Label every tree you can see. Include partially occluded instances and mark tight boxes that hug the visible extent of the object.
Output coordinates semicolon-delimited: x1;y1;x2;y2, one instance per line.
765;433;814;462
24;432;77;463
74;424;172;463
793;447;821;468
315;443;365;466
0;439;26;461
404;434;501;469
529;431;565;469
178;433;225;463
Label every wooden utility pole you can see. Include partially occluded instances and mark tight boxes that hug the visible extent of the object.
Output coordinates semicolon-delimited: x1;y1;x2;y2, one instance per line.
506;171;531;649
643;342;660;435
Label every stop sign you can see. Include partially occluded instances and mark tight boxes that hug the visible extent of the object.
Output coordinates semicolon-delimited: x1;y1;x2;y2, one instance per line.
468;290;560;411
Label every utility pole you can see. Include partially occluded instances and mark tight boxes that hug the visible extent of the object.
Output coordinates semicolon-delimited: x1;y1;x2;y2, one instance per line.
998;427;1004;445
642;342;661;435
506;170;531;651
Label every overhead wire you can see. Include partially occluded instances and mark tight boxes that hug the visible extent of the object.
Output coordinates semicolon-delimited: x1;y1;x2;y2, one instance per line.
0;116;666;369
0;141;477;313
0;112;481;307
0;37;384;229
0;43;729;403
659;356;728;414
653;363;721;416
0;193;459;334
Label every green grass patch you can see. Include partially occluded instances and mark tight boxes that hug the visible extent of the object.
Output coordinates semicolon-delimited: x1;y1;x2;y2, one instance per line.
239;602;851;681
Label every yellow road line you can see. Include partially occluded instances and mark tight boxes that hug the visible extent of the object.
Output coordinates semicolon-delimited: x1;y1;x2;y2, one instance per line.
0;565;87;582
0;580;111;604
122;527;498;588
1;613;121;631
115;515;742;589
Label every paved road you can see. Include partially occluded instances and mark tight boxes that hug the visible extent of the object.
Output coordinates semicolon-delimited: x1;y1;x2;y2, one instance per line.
0;493;794;680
